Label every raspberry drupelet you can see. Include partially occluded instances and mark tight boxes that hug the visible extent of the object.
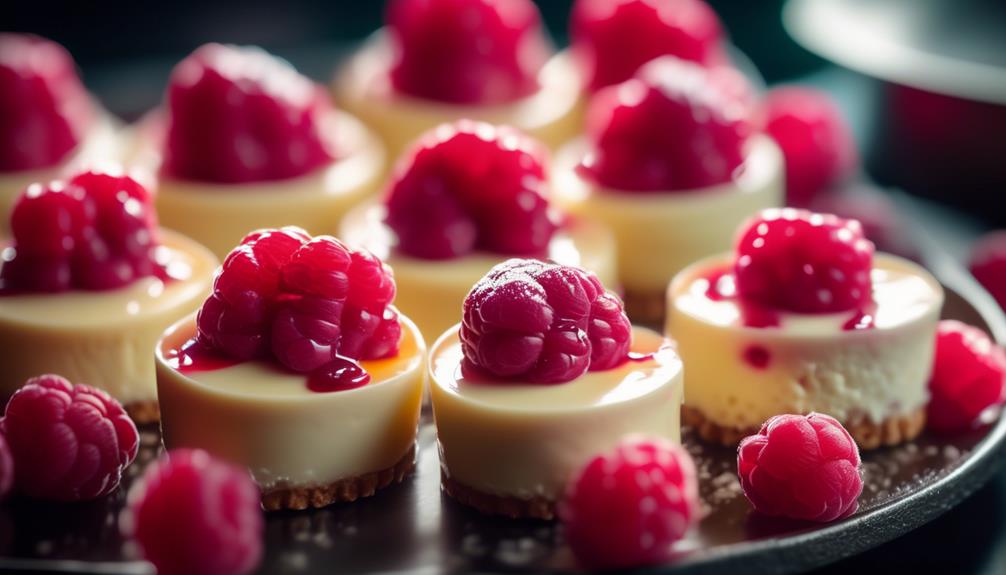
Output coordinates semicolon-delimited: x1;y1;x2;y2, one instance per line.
3;374;139;501
579;56;752;192
570;0;727;93
385;0;549;105
0;33;94;172
560;436;700;569
927;320;1006;432
196;228;401;380
385;120;557;260
737;412;863;522
733;208;875;314
0;169;166;293
460;258;631;383
122;448;263;575
164;43;337;184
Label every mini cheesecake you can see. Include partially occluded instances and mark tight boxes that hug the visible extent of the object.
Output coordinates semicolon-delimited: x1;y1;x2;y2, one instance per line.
0;34;120;236
666;209;943;449
334;0;581;158
340;120;617;343
430;258;682;519
0;171;218;422
554;57;783;323
155;228;424;510
130;44;384;259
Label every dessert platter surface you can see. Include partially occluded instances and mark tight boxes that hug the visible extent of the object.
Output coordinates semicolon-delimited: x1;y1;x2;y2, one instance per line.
2;217;1003;575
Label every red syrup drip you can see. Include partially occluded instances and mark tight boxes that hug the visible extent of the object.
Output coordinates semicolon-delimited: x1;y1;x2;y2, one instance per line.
307;356;371;392
169;338;242;373
842;302;877;331
742;345;771;370
700;268;781;328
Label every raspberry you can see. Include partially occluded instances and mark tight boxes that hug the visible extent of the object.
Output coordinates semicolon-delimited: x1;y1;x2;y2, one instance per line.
0;432;12;501
197;227;309;360
199;230;403;370
122;448;263;575
386;0;548;105
164;43;335;184
737;412;862;522
2;374;139;501
385;121;557;260
461;258;631;383
560;436;700;569
758;87;858;207
570;0;727;92
734;209;874;314
927;320;1006;432
0;170;166;293
970;231;1006;312
579;56;751;192
0;34;93;172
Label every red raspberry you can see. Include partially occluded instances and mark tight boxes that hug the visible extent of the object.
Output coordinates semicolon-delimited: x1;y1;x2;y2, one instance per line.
0;34;93;172
970;231;1006;312
2;374;139;501
758;87;858;207
579;56;751;192
571;0;727;92
199;229;403;370
164;43;335;184
461;258;631;383
560;436;700;569
385;121;557;260
737;412;862;522
122;448;263;575
734;209;874;314
197;227;309;360
386;0;548;105
1;170;166;293
927;320;1006;432
0;432;12;501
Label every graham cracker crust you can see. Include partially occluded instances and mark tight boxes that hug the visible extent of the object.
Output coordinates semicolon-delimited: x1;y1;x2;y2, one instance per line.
124;400;160;425
682;405;927;450
260;444;416;511
622;289;667;326
441;471;556;520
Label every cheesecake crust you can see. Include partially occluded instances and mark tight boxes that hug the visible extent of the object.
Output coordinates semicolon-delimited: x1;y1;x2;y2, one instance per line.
623;289;667;326
125;400;160;425
683;406;927;450
261;445;416;511
441;471;556;520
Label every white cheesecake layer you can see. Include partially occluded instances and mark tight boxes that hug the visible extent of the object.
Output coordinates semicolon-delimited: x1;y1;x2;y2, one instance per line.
0;112;121;237
156;314;426;491
334;32;584;159
666;253;943;430
0;230;217;403
430;326;682;501
553;135;784;297
340;202;618;343
129;111;384;259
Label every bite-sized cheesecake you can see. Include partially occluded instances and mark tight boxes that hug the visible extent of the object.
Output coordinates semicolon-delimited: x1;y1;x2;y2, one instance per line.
156;228;425;510
430;259;682;519
0;34;120;236
334;0;581;158
555;56;783;322
341;120;617;343
666;209;943;449
130;43;384;259
0;169;217;422
568;0;729;94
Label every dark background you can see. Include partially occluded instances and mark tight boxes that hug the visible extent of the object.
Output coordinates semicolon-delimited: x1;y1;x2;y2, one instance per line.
4;1;1006;574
